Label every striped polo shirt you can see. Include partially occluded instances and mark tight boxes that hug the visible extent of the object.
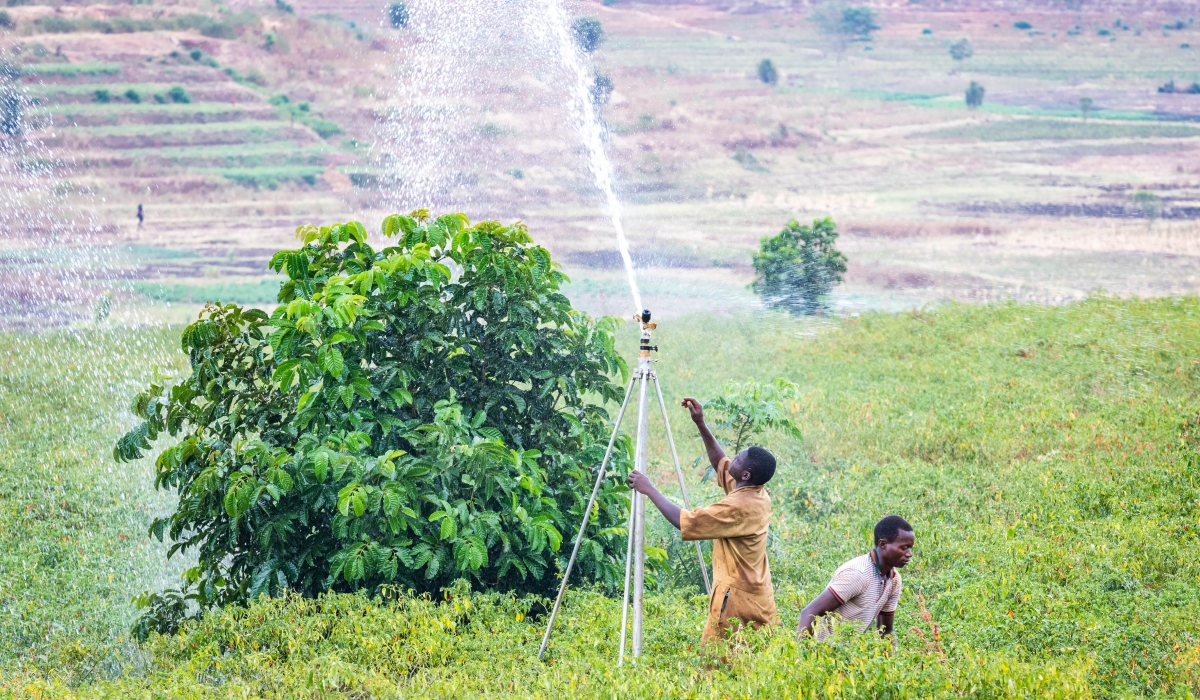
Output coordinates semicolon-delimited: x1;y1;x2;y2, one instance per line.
815;550;901;640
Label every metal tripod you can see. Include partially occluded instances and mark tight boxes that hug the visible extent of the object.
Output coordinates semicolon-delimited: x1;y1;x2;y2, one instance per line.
538;310;710;664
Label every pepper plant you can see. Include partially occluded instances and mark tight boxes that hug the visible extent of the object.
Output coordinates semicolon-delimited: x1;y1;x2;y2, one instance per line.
116;212;633;638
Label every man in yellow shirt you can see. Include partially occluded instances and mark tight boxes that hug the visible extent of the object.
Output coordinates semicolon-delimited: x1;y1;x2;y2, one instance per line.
627;397;778;643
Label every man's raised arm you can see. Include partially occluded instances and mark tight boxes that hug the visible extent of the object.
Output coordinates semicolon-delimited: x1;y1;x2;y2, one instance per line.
682;398;725;469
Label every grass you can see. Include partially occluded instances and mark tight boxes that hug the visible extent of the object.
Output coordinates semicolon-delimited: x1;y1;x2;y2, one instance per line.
201;165;325;188
3;297;1200;696
925;119;1200;141
125;280;283;304
19;63;122;77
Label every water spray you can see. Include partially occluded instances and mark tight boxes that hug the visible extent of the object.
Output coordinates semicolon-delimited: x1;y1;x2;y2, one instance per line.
538;309;710;664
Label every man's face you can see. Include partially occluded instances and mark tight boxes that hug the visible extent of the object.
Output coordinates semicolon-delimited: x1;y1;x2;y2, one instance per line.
878;530;915;569
729;450;753;483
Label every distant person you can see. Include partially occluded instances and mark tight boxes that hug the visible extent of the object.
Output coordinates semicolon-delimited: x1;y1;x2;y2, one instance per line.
627;397;777;644
137;203;144;230
797;515;914;650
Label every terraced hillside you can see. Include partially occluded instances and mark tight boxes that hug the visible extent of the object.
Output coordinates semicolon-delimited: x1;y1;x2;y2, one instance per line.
0;2;396;323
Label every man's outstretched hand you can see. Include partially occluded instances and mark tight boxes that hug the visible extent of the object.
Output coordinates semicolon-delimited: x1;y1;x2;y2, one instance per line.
681;397;704;423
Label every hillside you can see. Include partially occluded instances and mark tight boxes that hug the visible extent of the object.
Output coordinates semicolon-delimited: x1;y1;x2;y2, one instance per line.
2;1;1200;323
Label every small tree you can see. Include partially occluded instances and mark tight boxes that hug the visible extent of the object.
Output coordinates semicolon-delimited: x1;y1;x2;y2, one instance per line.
752;217;847;316
572;17;604;53
702;380;803;456
388;3;409;29
1134;190;1162;221
116;213;634;638
1079;96;1094;121
810;3;880;52
949;38;973;61
757;59;778;85
965;81;985;109
590;72;614;106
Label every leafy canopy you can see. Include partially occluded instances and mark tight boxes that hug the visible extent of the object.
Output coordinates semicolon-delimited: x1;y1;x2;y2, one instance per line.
751;217;847;316
757;59;778;86
116;212;633;638
572;16;604;53
810;3;880;49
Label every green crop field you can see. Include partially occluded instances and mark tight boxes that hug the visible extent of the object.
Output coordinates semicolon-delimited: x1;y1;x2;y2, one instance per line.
3;297;1200;697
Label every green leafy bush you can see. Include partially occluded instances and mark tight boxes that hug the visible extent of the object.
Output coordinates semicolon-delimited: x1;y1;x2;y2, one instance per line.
116;213;633;638
92;88;110;104
167;85;190;104
751;217;847;315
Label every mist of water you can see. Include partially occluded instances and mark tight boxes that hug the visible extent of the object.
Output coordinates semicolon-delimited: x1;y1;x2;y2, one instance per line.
375;0;642;314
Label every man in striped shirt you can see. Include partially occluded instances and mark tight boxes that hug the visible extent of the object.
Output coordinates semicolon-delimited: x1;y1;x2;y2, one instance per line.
797;515;914;649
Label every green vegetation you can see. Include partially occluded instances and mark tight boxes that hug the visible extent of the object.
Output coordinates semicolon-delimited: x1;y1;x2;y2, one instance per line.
810;3;880;50
752;217;847;316
19;62;121;77
388;2;409;29
966;80;985;109
928;119;1200;141
23;13;253;39
127;280;284;305
166;86;191;104
7;297;1200;696
572;16;604;54
949;38;973;61
757;58;778;86
1014;21;1033;30
117;215;632;639
210;165;324;188
1134;190;1163;220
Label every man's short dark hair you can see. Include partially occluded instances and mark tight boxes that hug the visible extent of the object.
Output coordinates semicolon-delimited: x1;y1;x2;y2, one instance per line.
745;446;776;485
874;515;913;544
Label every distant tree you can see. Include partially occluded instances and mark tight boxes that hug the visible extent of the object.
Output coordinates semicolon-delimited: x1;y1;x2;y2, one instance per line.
572;16;604;53
1134;190;1162;221
0;87;21;137
167;85;191;104
1079;96;1094;121
0;11;13;29
757;59;778;85
274;0;294;13
93;88;111;104
810;3;880;52
949;38;973;61
1013;21;1032;30
388;3;409;29
965;81;985;109
590;72;613;106
125;89;141;104
752;217;847;316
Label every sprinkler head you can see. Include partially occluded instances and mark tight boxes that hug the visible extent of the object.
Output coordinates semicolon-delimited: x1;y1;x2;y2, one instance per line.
641;309;652;324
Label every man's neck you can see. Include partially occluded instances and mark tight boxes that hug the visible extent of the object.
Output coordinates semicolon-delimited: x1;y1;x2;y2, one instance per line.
871;548;892;577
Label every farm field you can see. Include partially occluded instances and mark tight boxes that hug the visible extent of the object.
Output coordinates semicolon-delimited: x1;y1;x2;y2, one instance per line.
3;296;1200;696
1;1;1200;322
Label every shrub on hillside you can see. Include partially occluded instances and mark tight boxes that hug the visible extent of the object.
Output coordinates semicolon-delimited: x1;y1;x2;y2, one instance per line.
388;3;409;29
965;80;985;108
757;58;778;85
116;213;633;639
572;16;604;53
167;85;190;104
810;3;879;51
751;217;847;315
949;38;973;60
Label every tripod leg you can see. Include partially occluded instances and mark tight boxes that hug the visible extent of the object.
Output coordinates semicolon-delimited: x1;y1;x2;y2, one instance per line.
538;373;637;661
617;492;635;666
652;374;712;596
